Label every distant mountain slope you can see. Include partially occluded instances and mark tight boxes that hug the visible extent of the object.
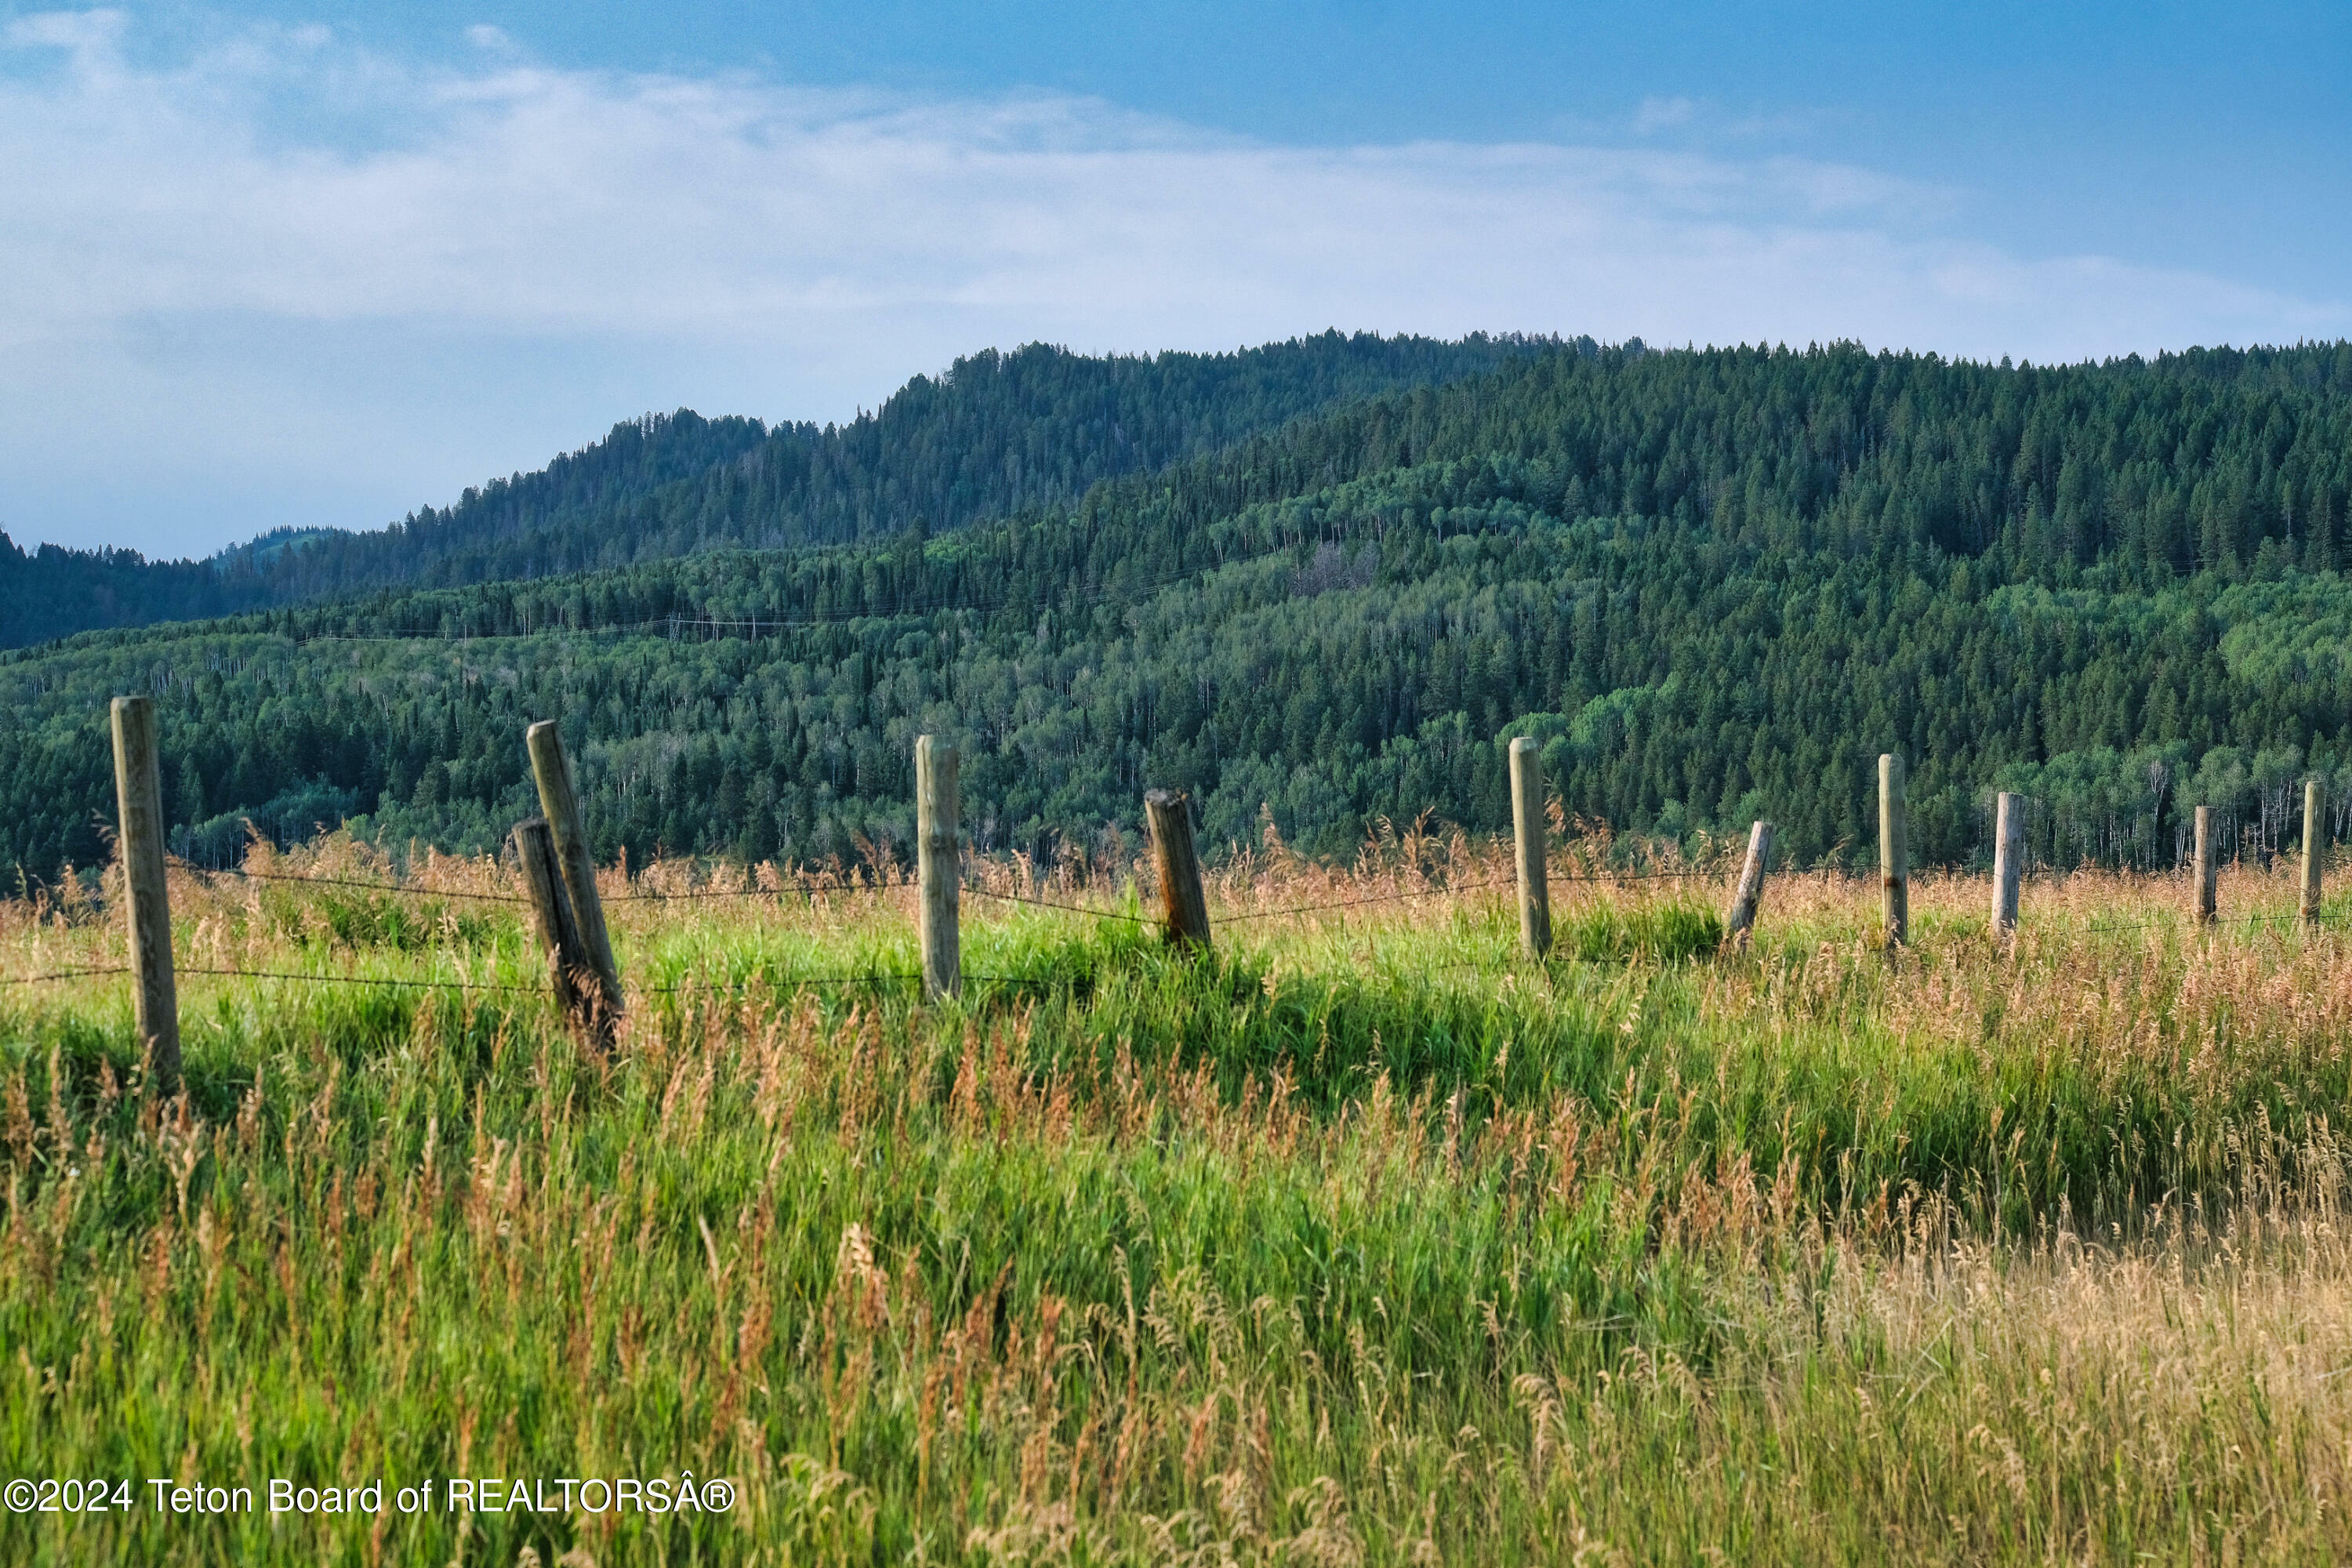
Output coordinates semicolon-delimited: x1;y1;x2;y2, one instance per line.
0;332;1547;648
9;339;2352;884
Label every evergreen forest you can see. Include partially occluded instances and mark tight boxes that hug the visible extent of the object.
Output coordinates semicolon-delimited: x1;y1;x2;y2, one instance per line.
8;335;2352;884
0;332;1539;647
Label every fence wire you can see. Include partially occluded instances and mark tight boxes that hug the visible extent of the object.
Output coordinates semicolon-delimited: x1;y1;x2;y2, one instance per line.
176;965;550;993
645;973;917;993
2082;909;2352;935
964;887;1146;923
2;963;1051;996
181;861;907;907
182;866;534;904
22;859;2352;997
612;880;898;903
1;965;132;987
644;971;1064;996
1220;878;1515;921
136;853;1740;922
967;866;1715;927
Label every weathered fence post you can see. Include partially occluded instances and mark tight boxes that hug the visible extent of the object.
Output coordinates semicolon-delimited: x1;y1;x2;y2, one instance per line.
1991;790;2023;942
1508;737;1552;960
1724;820;1773;946
2193;805;2217;924
915;735;963;1000
513;817;604;1046
110;696;180;1092
1879;753;1908;948
2303;779;2325;924
1144;789;1211;951
525;720;624;1030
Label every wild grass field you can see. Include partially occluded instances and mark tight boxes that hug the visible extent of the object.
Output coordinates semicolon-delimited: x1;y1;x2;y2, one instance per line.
6;829;2352;1565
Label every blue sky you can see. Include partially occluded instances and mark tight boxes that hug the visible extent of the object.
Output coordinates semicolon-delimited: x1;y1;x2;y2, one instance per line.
2;2;2346;557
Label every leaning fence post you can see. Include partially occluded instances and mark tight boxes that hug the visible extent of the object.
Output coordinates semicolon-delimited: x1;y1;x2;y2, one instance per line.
2303;779;2325;924
1723;820;1773;946
513;817;605;1047
110;695;180;1092
1991;791;2023;942
915;735;963;1000
2192;805;2217;924
1879;753;1908;948
1508;737;1552;959
1143;789;1211;951
525;720;624;1030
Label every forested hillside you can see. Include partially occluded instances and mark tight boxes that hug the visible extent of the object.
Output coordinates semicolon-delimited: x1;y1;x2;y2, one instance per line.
7;338;2352;884
0;332;1538;648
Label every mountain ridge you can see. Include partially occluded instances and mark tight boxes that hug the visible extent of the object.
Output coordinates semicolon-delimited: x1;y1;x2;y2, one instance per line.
0;332;1549;648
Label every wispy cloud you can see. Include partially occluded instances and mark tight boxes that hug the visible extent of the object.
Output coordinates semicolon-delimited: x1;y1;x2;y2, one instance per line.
1;10;2341;554
1632;95;1697;133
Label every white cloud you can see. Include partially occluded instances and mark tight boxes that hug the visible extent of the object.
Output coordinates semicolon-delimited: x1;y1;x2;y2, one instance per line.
0;12;2342;556
4;6;126;52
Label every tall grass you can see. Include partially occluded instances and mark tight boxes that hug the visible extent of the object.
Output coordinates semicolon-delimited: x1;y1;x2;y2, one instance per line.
5;837;2352;1562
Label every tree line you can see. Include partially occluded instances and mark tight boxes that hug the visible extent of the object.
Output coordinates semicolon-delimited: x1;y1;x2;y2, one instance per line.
6;338;2352;884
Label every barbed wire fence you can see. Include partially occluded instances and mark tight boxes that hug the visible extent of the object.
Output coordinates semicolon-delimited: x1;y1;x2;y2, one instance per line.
12;721;2349;1082
11;858;2336;994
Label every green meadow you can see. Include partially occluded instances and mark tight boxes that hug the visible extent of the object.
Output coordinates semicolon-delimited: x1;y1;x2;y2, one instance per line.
7;840;2352;1564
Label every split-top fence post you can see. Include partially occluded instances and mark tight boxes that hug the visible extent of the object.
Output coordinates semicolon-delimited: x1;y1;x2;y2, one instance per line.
526;720;624;1031
513;816;605;1046
1724;820;1773;945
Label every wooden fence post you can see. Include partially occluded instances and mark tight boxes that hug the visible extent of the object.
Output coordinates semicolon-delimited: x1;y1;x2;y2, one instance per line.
1144;789;1211;951
1991;790;2023;942
109;696;180;1092
1723;819;1773;946
2193;805;2217;924
513;817;605;1046
525;720;624;1029
2303;779;2325;924
1879;753;1908;948
916;735;962;1000
1508;737;1552;960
